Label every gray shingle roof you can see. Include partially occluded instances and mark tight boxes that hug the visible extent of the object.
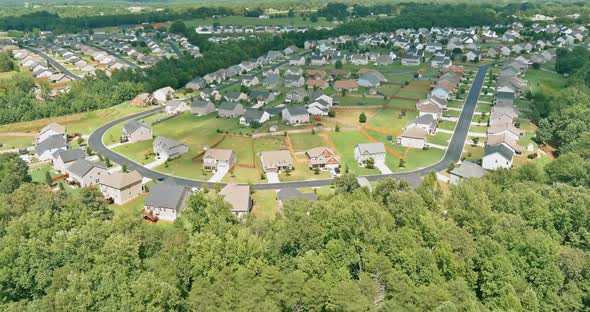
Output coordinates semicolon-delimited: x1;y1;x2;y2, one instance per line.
284;106;308;116
451;160;486;178
123;120;149;134
484;144;515;160
145;181;188;211
67;159;106;177
35;134;67;155
243;109;266;122
52;148;85;163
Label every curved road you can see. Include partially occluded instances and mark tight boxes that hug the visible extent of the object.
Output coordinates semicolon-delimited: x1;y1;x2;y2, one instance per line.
88;64;489;190
24;46;82;80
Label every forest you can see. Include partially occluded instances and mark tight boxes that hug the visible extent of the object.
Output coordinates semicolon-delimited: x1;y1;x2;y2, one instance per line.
0;154;589;310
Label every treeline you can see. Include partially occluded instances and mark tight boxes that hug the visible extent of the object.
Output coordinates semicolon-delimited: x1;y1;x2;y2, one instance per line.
0;156;589;310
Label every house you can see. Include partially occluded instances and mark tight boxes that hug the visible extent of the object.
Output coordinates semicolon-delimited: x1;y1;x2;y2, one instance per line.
487;48;498;58
37;122;67;144
66;159;108;187
351;54;369;65
354;143;386;166
334;80;359;92
35;134;68;161
190;100;216;116
277;188;317;206
289;55;305;66
417;101;443;120
284;74;305;88
310;55;327;65
260;150;293;173
375;55;393;65
282;106;310;125
219;184;252;218
262;74;282;88
305;147;339;170
144;181;189;221
406;114;437;134
450;161;486;185
129;93;154;107
164;99;188;115
249;91;275;105
286;67;304;76
241;76;260;87
153;86;176;103
358;70;386;88
285;89;307;103
218;102;246;118
306;69;326;80
307;96;332;116
401;54;421;66
431;86;451;100
99;170;143;205
224;92;248;103
122;120;152;143
306;79;329;89
153;136;189;160
465;50;481;62
240;109;270;126
201;88;222;101
185;76;207;90
52;148;85;173
482;144;514;170
203;148;237;172
398;127;429;149
495;87;515;107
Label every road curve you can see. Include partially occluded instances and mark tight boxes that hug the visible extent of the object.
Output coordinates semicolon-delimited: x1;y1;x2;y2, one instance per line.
24;46;82;80
88;65;489;190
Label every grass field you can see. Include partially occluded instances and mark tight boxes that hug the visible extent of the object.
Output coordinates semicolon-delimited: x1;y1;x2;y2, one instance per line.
0;136;34;150
443;110;462;118
0;103;148;135
377;84;401;96
334;95;387;107
448;100;464;109
429;132;452;146
333;107;380;127
525;69;566;97
102;121;125;145
385;99;418;109
222;166;262;184
251;190;278;220
395;91;427;100
280;161;330;182
153;153;213;181
253;136;286;154
215;136;256;165
475;104;493;113
438;120;458;131
289;132;328;152
30;164;59;184
329;131;379;176
367;109;417;132
469;125;488;134
399;148;445;172
462;145;484;161
113;140;155;165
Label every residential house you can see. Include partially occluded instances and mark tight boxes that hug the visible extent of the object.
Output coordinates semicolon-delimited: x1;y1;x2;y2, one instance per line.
249;91;275;105
35;134;68;161
482;144;514;170
164;99;189;115
144;181;189;221
153;136;189;160
465;50;481;62
153;86;176;103
218;102;246;118
285;89;307;103
203;148;237;172
406;114;437;134
262;74;282;89
66;159;108;187
305;147;339;170
334;80;359;92
284;74;305;88
190;100;216;116
306;79;329;89
487;48;498;58
358;70;386;88
224;92;248;103
398;127;429;149
351;54;369;65
450;161;486;185
241;76;260;87
401;54;421;66
185;76;207;90
240;109;270;126
52;148;85;173
375;55;393;65
122;120;152;143
260;150;293;173
310;55;327;65
289;55;305;66
99;170;143;205
431;86;451;100
37;122;66;144
354;143;386;166
219;184;252;218
282;106;310;125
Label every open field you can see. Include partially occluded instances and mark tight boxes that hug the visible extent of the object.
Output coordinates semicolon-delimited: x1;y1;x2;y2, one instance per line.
113;139;155;165
334;95;387;106
437;120;457;131
333;107;380;127
400;148;445;172
153;153;213;181
525;69;566;97
0;135;34;150
329;131;379;176
367;109;417;132
251;190;278;220
288;132;328;152
385;99;418;109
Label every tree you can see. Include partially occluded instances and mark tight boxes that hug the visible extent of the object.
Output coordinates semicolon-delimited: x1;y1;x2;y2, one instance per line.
472;137;480;145
359;112;367;124
399;158;406;167
335;60;343;69
45;170;53;186
331;174;360;193
447;161;456;173
104;157;111;168
121;164;128;173
169;21;187;35
365;157;375;169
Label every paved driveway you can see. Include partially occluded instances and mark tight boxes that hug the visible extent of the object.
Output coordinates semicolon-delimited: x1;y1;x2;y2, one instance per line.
375;162;393;174
266;172;280;183
208;167;229;183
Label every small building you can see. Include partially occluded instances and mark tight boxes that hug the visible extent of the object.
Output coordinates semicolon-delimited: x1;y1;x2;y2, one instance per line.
153;86;176;103
99;170;143;205
219;184;252;218
285;89;307;103
52;148;85;173
482;144;514;170
185;76;207;90
260;150;293;173
218;102;246;118
431;86;451;100
190;100;216;116
354;143;386;166
144;181;189;221
122;120;152;143
305;147;340;170
282;106;310;125
66;159;108;187
35;134;68;161
203;148;237;172
450;161;486;185
153;136;189;160
398;127;429;149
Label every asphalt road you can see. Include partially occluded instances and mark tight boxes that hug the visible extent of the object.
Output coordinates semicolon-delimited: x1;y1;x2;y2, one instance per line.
87;43;139;69
166;40;184;57
88;64;488;190
24;46;82;80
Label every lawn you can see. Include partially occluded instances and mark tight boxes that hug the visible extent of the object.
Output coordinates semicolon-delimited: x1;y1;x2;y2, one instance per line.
443;110;462;118
517;119;538;150
30;164;59;184
525;69;566;97
462;145;484;161
377;84;401;96
395;90;427;100
429;132;452;146
469;125;488;134
0;135;34;150
367;109;417;132
329;131;380;176
437;120;457;131
475;104;493;113
113;140;155;165
0;103;149;135
153;153;213;181
253;136;286;155
251;190;278;220
448;100;464;109
215;136;255;165
385;99;418;109
102;121;125;145
280;161;331;182
222;166;262;184
288;132;328;152
333;107;380;127
109;193;146;219
333;95;387;107
398;148;445;172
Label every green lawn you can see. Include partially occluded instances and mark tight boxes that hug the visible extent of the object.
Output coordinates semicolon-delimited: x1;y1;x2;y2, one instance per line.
334;95;387;106
395;91;427;100
385;99;417;109
153;153;213;181
289;132;328;152
0;136;34;150
429;132;452;146
524;69;566;97
448;100;464;109
399;148;445;172
469;125;488;134
443;110;462;118
215;136;256;166
462;145;484;161
280;161;330;182
253;136;286;155
367;109;417;132
329;131;380;176
251;190;278;220
377;84;401;96
475;104;493;113
113;140;155;165
437;120;457;131
109;194;146;219
30;164;59;184
222;166;262;184
102;121;125;145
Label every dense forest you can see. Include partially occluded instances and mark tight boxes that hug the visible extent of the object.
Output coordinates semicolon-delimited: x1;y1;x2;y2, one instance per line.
0;155;589;310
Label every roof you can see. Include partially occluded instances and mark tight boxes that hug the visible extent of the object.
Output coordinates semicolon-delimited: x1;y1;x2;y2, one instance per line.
123;120;149;134
100;170;142;189
484;144;515;160
335;80;359;89
52;148;85;163
204;148;234;162
219;184;251;213
68;159;106;177
35;134;67;155
219;101;242;111
283;106;309;117
40;122;66;135
410;114;437;127
306;147;335;158
145;181;188;210
191;100;213;108
260;150;292;166
451;161;486;178
277;188;317;202
243;108;266;122
401;127;428;139
355;142;386;155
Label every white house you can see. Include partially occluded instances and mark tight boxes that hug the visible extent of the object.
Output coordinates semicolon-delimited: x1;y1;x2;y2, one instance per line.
37;122;66;144
144;181;189;221
482;144;514;170
354;143;386;166
398;127;428;149
35;134;68;161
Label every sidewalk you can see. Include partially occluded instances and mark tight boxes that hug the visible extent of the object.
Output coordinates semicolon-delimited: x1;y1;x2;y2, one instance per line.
145;158;167;169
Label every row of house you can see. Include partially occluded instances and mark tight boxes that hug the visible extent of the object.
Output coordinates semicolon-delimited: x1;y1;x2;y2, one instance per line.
195;24;321;35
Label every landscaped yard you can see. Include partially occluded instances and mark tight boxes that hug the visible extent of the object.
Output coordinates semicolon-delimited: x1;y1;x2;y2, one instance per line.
30;164;59;184
437;120;457;131
367;109;417;132
448;100;464;109
385;99;418;109
443;110;462;118
153;153;213;181
215;136;256;165
333;107;380;127
475;104;493;113
333;95;387;106
398;148;445;172
329;131;380;175
377;84;401;96
0;135;34;150
288;132;328;152
280;161;330;182
222;166;262;184
113;140;155;165
469;125;488;134
429;132;452;146
462;145;484;161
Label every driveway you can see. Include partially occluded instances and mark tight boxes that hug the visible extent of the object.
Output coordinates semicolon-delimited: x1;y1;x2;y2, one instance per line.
266;172;280;183
208;167;229;183
375;162;393;174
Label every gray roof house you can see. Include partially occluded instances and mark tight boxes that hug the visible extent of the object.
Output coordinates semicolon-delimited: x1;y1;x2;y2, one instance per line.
284;74;305;88
191;100;216;116
185;76;207;90
262;74;282;89
249;91;275;105
122;120;152;143
218;102;246;118
285;88;307;103
282;106;310;125
35;134;68;161
450;161;486;185
66;159;108;187
144;181;189;221
153;136;189;160
240;109;270;126
52;148;86;173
